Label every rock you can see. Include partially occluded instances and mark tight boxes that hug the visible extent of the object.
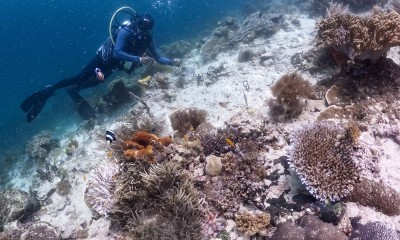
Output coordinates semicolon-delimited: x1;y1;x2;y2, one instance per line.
270;215;347;240
21;222;61;240
205;155;222;176
237;48;255;63
0;189;40;231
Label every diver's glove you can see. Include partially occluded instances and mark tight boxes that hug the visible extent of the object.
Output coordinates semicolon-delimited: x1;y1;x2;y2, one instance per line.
171;58;180;66
139;56;154;65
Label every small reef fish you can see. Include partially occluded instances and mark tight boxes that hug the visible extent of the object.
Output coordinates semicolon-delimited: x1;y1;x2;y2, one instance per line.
107;151;113;158
219;102;229;108
83;175;87;181
226;138;235;147
106;130;116;144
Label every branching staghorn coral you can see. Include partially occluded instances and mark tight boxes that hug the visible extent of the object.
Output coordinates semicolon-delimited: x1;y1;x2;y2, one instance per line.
318;10;400;62
289;121;362;202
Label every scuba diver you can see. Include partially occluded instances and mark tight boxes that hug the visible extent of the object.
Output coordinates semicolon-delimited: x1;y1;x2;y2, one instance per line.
20;10;179;122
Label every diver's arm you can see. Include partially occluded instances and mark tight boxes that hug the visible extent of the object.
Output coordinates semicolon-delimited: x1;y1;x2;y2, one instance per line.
148;39;173;65
112;28;141;64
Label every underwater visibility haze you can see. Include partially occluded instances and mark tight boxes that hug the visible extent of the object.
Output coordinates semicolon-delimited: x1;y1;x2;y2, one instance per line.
0;0;243;155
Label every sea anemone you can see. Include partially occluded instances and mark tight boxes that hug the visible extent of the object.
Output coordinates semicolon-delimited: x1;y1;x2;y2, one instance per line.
84;160;120;217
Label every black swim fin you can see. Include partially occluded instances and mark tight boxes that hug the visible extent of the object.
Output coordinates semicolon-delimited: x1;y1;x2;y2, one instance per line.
67;89;96;120
20;85;54;122
76;98;96;120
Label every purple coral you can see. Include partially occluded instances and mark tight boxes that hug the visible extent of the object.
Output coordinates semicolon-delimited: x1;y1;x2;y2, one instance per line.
289;121;361;201
350;217;399;240
84;160;120;217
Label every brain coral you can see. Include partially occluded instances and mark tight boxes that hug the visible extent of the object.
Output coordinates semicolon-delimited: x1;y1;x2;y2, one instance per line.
289;121;361;201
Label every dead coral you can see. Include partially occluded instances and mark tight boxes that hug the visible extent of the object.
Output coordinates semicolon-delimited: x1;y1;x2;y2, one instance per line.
268;72;314;122
270;215;347;240
289;121;361;201
169;108;208;138
344;178;400;216
234;210;270;236
229;12;284;45
26;131;59;162
318;10;400;62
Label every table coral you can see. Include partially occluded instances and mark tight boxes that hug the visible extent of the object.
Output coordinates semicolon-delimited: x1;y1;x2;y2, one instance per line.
289;121;361;201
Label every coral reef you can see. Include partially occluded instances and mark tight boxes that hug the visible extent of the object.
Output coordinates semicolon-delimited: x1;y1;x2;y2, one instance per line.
234;210;270;236
0;189;40;231
289;121;361;201
122;131;173;163
268;72;314;122
26;131;59;162
111;161;203;239
229;12;284;45
21;221;61;240
349;216;399;240
344;178;400;216
160;40;193;59
102;80;131;108
169;108;208;138
200;16;239;62
311;0;387;15
318;10;400;62
270;215;347;240
84;160;120;217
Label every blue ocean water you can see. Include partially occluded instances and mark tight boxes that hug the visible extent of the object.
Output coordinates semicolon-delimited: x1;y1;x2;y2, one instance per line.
0;0;247;161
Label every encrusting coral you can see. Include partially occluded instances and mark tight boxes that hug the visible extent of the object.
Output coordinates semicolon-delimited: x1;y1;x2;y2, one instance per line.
122;131;173;163
234;210;271;236
318;9;400;62
344;178;400;216
289;121;362;201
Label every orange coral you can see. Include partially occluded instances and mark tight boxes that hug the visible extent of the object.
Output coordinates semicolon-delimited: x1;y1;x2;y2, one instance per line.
123;140;145;150
123;131;173;163
131;131;159;146
124;145;154;162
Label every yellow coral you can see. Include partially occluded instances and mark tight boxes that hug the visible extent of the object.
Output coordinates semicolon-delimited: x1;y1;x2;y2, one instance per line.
138;76;152;87
235;211;270;236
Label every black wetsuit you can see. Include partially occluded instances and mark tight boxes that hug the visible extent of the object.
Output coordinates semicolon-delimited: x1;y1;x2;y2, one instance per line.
21;22;173;122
